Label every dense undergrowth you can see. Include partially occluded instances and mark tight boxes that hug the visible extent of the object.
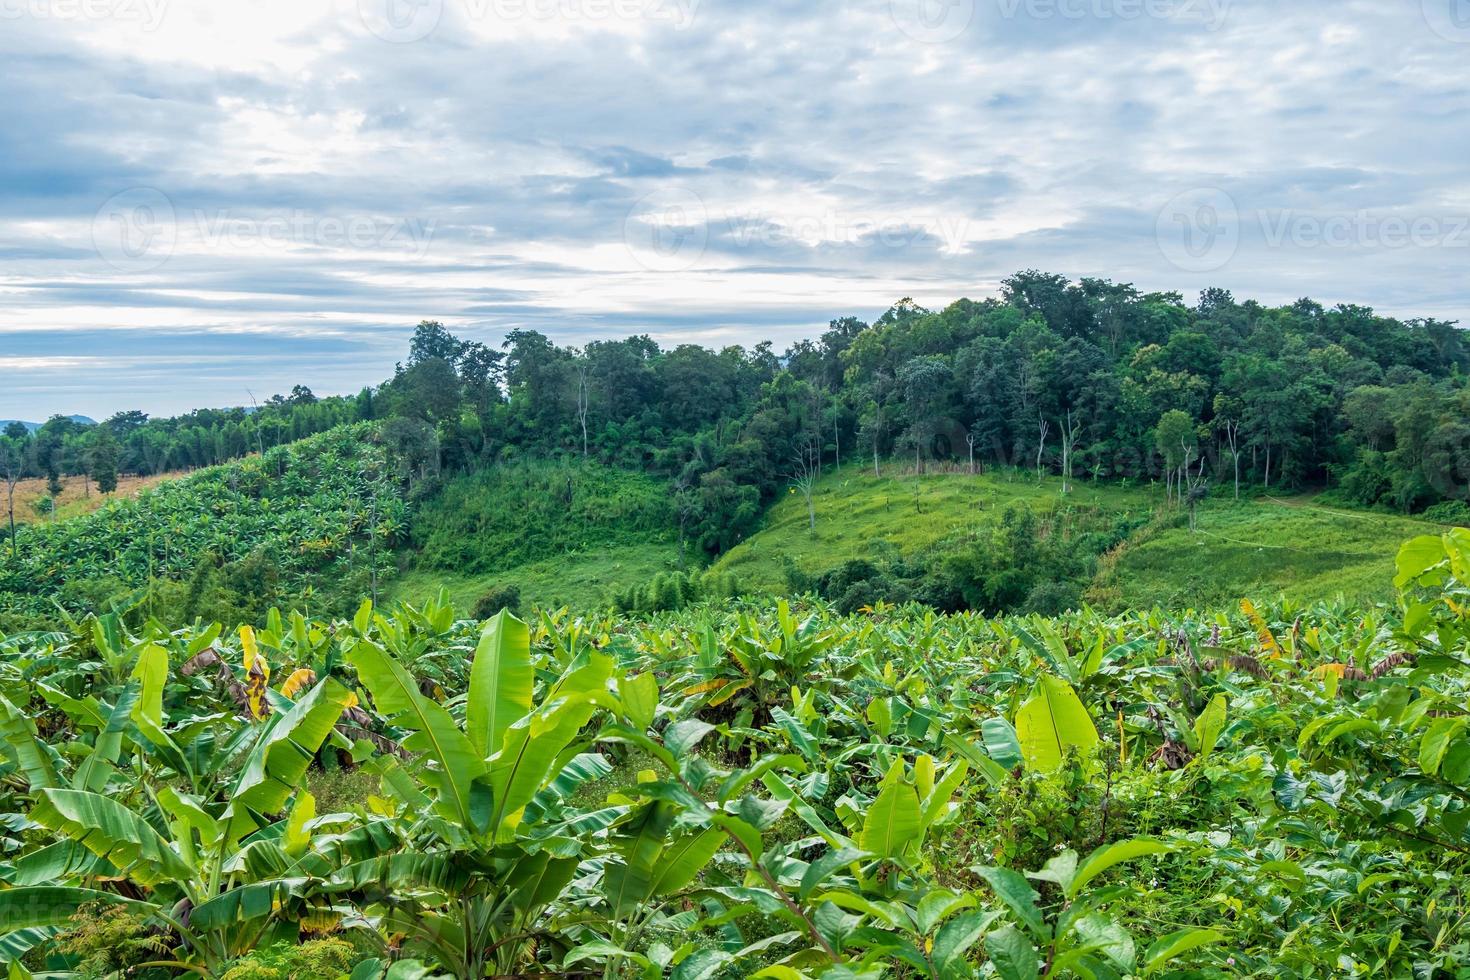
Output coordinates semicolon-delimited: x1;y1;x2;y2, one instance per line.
412;460;676;574
1;531;1467;977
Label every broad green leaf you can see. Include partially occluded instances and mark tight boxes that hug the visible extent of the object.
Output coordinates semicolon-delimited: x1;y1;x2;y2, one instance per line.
981;716;1023;769
1068;838;1173;900
222;677;353;844
30;790;194;886
652;828;726;899
350;640;486;829
986;924;1041;980
1420;717;1468;776
466;609;532;759
1395;535;1446;589
72;686;139;794
0;886;154;932
0;694;56;790
932;909;1000;970
665;719;716;757
491;661;614;836
1141;928;1224;976
1192;694;1227;765
618;672;659;731
971;866;1044;937
858;759;922;859
1014;675;1099;772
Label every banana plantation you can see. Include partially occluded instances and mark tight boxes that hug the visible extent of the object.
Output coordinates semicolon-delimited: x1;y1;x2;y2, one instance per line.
1;531;1468;978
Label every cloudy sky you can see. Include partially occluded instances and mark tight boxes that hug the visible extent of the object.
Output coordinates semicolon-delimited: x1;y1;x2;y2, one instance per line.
3;0;1468;420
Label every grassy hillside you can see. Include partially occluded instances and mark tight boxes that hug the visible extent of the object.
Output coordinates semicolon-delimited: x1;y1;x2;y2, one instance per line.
389;543;682;612
1100;496;1449;610
713;465;1448;610
396;460;683;611
713;466;1154;592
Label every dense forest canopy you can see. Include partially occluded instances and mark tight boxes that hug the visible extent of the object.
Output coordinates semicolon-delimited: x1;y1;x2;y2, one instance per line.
4;271;1467;555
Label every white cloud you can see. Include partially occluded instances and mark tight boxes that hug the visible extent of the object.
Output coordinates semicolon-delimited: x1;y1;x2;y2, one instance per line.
1;0;1467;417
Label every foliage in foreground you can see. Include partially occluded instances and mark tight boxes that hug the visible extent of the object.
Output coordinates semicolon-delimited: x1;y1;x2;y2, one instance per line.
0;531;1468;977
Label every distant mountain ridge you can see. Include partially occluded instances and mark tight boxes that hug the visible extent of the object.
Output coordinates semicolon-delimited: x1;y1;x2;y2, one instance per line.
0;416;96;433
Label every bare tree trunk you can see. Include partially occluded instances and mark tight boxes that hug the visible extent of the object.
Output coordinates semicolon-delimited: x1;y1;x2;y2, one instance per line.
792;438;820;533
1059;410;1081;494
1228;424;1240;501
1264;443;1272;489
873;443;881;479
5;479;15;558
834;417;840;471
576;365;590;459
1035;417;1050;482
966;433;976;475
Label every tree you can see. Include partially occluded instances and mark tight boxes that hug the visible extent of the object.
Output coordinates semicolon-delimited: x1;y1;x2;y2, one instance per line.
89;426;121;495
1154;410;1196;505
790;432;821;533
1035;416;1050;482
574;356;590;459
1;433;26;557
1059;409;1082;493
408;320;465;366
896;355;952;474
1212;393;1244;500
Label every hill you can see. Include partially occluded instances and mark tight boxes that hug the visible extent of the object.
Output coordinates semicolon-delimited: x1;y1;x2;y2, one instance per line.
1098;495;1452;610
0;424;407;627
712;465;1449;612
0;415;95;432
389;460;683;612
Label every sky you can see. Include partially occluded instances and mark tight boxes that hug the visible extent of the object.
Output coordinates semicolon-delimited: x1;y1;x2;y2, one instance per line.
2;0;1468;420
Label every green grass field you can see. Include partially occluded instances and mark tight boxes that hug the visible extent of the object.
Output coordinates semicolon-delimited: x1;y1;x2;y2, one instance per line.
713;465;1450;610
386;461;1453;616
1105;496;1447;610
388;542;685;612
712;465;1155;592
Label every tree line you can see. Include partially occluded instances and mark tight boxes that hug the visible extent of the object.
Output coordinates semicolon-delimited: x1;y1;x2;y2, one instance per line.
7;269;1467;553
371;271;1470;552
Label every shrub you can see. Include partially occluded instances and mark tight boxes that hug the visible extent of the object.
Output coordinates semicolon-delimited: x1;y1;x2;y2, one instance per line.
218;939;359;980
473;583;522;619
1422;500;1470;526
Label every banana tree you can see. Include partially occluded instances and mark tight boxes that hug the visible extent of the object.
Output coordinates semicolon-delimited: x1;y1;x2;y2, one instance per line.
0;672;356;976
334;610;627;978
970;838;1221;978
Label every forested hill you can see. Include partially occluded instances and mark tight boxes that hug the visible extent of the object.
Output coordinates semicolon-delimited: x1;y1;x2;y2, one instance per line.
4;270;1467;575
378;271;1470;553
